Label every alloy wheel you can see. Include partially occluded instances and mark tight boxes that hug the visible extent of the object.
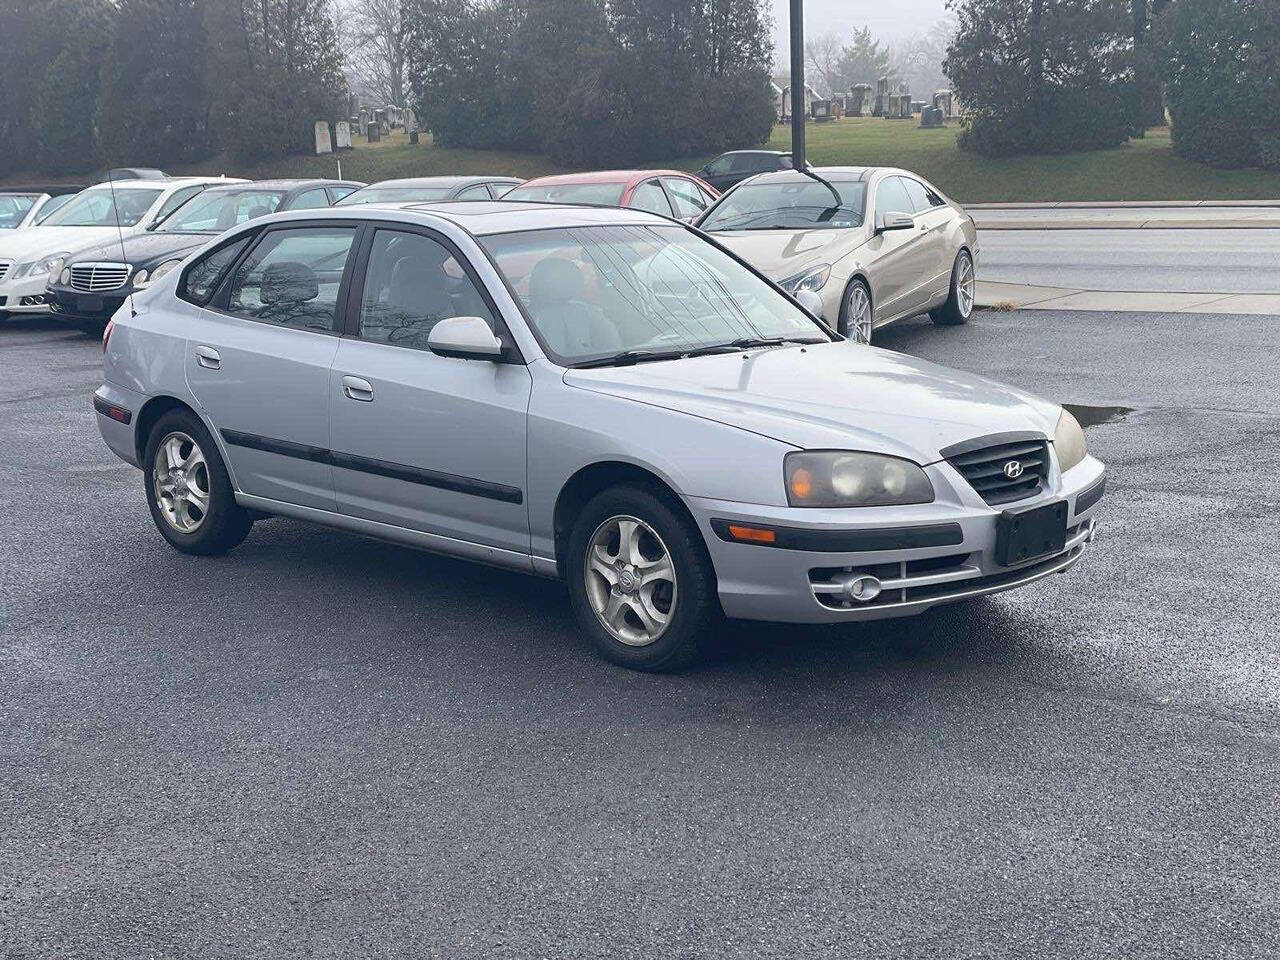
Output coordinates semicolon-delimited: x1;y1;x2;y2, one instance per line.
152;431;211;534
845;283;873;344
957;252;975;318
584;515;678;646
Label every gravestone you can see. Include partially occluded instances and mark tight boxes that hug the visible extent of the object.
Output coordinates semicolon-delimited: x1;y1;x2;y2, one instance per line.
313;120;332;155
811;98;832;120
366;120;380;142
405;106;420;144
334;121;352;150
873;77;889;117
934;89;954;118
848;84;872;117
920;106;944;128
375;109;389;136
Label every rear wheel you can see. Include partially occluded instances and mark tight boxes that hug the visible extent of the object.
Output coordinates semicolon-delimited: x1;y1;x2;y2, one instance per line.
931;249;975;326
566;484;718;671
143;409;253;555
839;278;874;344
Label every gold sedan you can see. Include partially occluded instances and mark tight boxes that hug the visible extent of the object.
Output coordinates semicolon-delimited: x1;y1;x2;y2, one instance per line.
696;166;979;343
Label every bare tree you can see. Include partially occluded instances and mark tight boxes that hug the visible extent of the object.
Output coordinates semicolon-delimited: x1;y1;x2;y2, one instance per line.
803;32;843;97
336;0;407;106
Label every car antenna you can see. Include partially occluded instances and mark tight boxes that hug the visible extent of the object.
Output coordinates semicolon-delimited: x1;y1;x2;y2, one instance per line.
106;171;137;319
336;157;343;181
798;167;842;213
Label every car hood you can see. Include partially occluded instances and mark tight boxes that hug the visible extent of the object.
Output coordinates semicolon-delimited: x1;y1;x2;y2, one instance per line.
0;225;139;263
564;340;1061;463
63;231;206;268
711;228;867;280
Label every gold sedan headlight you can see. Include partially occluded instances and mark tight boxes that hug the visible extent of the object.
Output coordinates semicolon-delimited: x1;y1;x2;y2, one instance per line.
1054;408;1087;472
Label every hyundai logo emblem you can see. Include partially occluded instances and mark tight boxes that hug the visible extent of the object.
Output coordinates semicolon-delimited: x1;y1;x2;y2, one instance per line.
1003;460;1025;479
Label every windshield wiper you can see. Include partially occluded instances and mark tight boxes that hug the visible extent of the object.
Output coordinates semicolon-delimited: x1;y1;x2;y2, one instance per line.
569;348;689;369
726;336;824;349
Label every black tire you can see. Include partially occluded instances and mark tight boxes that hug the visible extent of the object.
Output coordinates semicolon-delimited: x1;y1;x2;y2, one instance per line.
931;249;975;326
142;408;253;556
837;277;874;344
566;484;718;672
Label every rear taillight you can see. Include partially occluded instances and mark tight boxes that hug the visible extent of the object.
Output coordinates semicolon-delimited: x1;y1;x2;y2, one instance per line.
102;318;114;352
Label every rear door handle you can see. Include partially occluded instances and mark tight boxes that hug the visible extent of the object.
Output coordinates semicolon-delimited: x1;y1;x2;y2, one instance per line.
342;375;374;402
195;345;221;369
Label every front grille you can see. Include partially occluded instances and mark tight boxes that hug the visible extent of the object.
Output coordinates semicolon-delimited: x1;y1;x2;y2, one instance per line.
947;437;1049;505
69;262;131;292
0;259;11;282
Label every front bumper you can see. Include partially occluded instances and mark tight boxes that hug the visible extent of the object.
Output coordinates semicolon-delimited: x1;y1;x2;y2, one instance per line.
0;272;55;313
687;454;1106;623
49;283;128;323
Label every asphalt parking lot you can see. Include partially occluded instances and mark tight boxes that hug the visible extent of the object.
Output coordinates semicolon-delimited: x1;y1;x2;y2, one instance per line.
3;309;1278;958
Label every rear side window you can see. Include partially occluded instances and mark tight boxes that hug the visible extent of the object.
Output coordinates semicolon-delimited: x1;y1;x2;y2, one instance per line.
291;188;331;210
629;180;673;216
224;227;357;332
180;236;253;305
901;178;944;212
662;177;711;219
455;183;491;200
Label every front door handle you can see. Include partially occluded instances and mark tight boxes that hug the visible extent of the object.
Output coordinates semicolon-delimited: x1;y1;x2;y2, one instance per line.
195;345;221;369
342;375;374;402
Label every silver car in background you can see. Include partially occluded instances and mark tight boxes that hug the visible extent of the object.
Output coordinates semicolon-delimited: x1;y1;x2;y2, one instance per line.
698;166;979;344
95;202;1103;671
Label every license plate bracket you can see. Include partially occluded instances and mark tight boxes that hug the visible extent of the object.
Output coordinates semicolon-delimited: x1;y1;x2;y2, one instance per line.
995;500;1068;566
77;295;104;313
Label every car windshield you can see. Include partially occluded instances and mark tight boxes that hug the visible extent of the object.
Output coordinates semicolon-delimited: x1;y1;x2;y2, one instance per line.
481;224;830;366
336;185;453;205
42;188;163;227
700;179;867;231
504;182;627;206
32;194;74;224
0;194;39;228
156;189;286;233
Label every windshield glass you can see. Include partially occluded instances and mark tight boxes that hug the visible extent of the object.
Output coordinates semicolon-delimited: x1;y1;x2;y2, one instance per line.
157;189;285;233
480;224;829;366
504;182;627;206
0;194;39;229
336;185;453;205
33;194;73;224
700;179;867;231
43;188;163;227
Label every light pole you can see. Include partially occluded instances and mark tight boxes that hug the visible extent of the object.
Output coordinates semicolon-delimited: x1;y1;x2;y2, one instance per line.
789;0;805;171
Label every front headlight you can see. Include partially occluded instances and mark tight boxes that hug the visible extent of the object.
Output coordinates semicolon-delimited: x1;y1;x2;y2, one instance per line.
780;263;831;295
1054;408;1087;472
785;451;935;507
35;252;69;277
142;258;182;287
59;267;71;285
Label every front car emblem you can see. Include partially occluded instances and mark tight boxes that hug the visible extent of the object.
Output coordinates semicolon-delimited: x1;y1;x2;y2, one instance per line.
1003;460;1025;479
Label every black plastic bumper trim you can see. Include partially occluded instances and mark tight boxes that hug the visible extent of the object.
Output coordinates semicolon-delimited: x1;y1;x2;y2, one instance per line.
711;518;964;552
92;396;132;425
1074;475;1106;516
219;429;522;505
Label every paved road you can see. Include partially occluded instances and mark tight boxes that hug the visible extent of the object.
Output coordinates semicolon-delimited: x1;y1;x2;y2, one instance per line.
978;227;1280;293
3;314;1279;958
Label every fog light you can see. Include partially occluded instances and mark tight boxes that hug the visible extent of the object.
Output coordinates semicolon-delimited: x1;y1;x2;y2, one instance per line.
843;574;882;602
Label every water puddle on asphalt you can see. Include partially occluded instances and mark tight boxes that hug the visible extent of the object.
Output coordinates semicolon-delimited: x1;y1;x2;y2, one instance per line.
1062;403;1134;427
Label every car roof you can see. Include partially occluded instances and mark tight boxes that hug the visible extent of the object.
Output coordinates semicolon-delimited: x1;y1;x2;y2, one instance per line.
202;179;360;193
739;166;875;183
360;176;520;189
259;200;676;236
515;170;697;188
721;150;790;157
0;184;85;196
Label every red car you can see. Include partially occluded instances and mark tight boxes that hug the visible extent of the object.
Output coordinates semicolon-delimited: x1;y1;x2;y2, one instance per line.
502;170;719;222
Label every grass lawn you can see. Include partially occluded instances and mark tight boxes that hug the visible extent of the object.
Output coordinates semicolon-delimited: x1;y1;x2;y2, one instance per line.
8;120;1280;202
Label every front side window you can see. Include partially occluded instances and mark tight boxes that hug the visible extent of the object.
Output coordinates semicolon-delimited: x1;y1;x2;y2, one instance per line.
628;180;673;217
704;156;733;175
33;194;74;225
873;177;914;225
0;194;39;229
152;185;207;226
357;229;495;351
291;188;331;210
662;178;711;219
455;183;491;200
180;235;253;305
504;182;627;206
480;224;828;365
158;189;285;233
699;179;866;232
225;227;357;331
42;188;163;227
328;186;358;203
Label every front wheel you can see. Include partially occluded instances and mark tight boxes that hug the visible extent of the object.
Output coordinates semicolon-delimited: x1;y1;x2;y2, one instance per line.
566;485;718;671
931;249;975;326
839;278;874;344
143;408;253;555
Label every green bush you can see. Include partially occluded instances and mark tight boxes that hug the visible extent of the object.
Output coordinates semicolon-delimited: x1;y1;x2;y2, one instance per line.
1157;0;1280;169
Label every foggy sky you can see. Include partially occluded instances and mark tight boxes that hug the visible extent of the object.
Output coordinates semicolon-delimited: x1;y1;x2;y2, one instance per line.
770;0;949;55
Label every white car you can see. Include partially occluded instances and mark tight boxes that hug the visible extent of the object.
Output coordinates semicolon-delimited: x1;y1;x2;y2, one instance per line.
0;185;84;233
0;176;242;319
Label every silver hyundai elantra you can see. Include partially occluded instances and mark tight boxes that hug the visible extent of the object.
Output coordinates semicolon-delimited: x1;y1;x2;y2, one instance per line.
94;202;1104;671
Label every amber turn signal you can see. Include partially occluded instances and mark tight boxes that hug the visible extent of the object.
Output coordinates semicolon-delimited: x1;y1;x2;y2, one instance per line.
727;524;777;544
789;467;813;501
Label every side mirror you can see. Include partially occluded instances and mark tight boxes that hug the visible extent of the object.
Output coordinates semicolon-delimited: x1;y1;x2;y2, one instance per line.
877;211;915;233
428;315;504;360
794;289;824;317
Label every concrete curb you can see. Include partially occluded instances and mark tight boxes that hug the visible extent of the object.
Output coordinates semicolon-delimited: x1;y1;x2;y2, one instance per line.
976;280;1280;316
